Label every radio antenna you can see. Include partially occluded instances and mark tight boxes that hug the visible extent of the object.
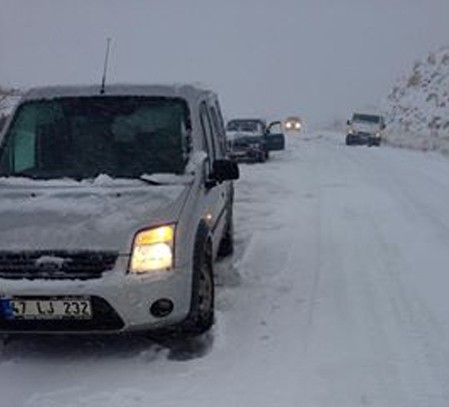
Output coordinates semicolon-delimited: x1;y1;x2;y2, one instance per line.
100;38;112;94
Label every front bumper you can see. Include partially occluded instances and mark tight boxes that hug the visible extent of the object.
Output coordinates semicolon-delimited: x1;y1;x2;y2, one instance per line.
229;148;263;162
346;133;370;145
347;132;381;145
0;256;192;334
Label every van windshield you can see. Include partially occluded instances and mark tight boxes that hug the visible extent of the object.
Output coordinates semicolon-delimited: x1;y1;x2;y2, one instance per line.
0;97;190;180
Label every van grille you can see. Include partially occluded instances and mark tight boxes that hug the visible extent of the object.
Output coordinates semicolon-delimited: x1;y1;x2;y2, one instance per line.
0;251;119;280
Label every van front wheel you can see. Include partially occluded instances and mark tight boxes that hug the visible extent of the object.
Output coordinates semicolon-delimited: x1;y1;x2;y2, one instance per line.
181;240;214;336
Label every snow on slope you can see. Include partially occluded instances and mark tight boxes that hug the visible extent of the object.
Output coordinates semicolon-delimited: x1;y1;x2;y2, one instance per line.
384;47;449;152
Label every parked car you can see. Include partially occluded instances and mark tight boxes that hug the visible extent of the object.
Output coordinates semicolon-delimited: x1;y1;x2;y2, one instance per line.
284;116;302;132
226;118;285;163
0;84;239;337
346;113;386;146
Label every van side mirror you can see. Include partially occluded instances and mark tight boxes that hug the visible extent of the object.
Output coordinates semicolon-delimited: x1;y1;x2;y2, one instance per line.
347;120;351;126
210;159;239;183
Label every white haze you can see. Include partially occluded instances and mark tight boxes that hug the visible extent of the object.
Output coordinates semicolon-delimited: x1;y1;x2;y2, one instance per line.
1;0;449;126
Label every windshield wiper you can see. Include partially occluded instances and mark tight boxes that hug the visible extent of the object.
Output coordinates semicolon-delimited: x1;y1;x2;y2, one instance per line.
136;175;164;186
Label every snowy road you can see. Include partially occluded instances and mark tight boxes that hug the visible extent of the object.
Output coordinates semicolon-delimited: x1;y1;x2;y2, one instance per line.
2;134;449;407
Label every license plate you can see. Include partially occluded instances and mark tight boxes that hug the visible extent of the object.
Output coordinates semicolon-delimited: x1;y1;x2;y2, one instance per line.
0;297;92;320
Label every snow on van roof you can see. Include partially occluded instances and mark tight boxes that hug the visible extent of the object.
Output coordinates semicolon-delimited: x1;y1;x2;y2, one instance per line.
22;83;215;104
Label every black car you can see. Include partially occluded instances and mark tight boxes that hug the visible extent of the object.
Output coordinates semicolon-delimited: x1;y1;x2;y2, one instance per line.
226;119;285;163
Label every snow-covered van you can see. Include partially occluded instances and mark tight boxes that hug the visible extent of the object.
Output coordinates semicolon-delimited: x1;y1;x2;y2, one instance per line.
0;84;239;336
346;113;386;146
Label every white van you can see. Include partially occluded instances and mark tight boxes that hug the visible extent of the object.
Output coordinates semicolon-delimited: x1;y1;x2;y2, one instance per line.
0;84;239;336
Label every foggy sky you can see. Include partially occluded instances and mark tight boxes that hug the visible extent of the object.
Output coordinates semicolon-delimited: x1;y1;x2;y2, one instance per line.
1;0;449;126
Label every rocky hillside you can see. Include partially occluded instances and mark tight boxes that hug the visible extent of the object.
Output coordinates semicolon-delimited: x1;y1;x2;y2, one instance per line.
384;47;449;152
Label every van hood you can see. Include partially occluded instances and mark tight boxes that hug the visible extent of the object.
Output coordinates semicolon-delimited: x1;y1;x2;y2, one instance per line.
0;177;191;253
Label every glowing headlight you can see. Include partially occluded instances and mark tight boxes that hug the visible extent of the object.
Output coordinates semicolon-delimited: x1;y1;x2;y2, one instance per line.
285;122;292;129
375;132;381;138
294;122;301;130
130;225;175;273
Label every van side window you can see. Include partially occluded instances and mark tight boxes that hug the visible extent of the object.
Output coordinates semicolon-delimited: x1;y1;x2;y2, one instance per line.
209;105;225;158
199;102;216;166
214;100;226;132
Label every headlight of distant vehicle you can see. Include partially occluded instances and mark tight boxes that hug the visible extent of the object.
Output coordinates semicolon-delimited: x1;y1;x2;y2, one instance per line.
130;224;175;273
348;128;353;134
285;122;292;129
294;122;301;130
375;132;381;138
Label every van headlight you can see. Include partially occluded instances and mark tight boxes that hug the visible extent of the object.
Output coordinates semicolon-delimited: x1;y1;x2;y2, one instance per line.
375;132;381;138
130;225;175;273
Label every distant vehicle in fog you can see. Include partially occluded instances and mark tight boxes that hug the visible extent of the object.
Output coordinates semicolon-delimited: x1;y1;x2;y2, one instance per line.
346;113;386;146
226;119;285;163
284;116;302;132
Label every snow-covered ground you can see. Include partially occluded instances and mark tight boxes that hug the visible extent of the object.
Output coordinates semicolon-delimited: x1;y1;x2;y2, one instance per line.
2;133;449;407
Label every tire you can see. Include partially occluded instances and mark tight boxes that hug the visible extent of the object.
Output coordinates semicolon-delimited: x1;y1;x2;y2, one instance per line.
179;235;214;336
265;150;270;160
145;228;214;340
257;151;266;163
218;206;234;258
